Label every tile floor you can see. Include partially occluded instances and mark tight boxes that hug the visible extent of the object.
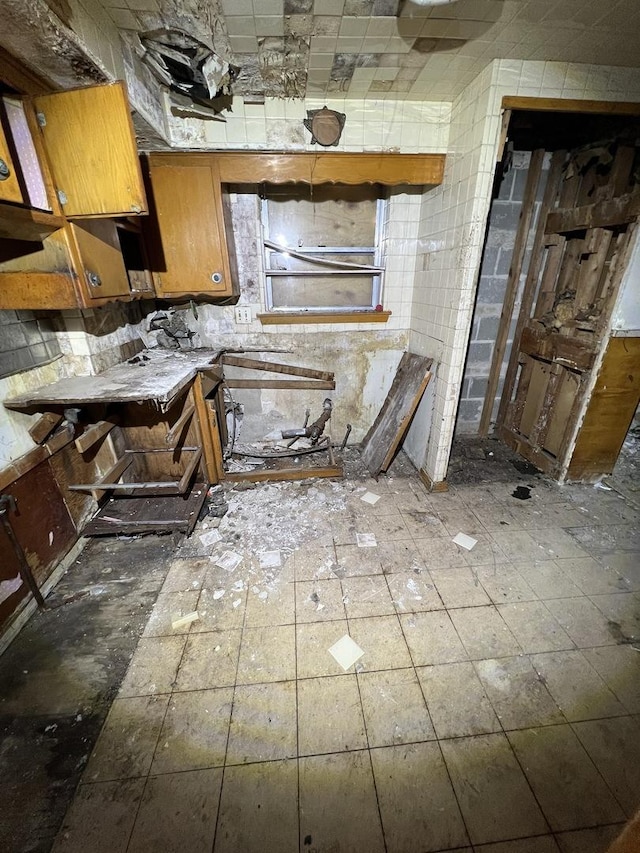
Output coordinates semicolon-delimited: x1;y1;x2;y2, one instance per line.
50;469;640;853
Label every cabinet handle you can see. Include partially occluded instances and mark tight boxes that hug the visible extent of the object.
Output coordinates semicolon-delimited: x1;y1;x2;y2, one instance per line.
86;270;102;287
0;159;10;181
211;272;223;284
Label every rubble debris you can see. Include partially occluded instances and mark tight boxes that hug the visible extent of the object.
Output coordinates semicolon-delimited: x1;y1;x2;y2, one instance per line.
512;485;533;500
171;611;199;630
214;551;243;572
199;529;222;547
204;485;229;518
361;491;381;506
452;532;478;551
328;635;365;671
356;533;377;548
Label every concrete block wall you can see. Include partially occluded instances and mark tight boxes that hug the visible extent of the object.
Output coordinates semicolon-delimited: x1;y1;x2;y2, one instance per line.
456;151;551;434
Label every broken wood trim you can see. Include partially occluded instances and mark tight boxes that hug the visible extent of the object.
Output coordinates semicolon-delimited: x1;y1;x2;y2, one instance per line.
28;412;63;444
75;417;120;453
497;109;512;163
495;150;567;430
91;453;134;501
545;191;640;234
519;326;596;371
177;447;203;494
479;148;545;437
257;311;391;325
165;402;195;446
501;97;640;116
224;379;336;390
418;468;449;493
224;465;343;483
221;355;334;382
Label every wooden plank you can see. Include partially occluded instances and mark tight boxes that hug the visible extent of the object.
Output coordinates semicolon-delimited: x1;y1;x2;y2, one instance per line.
498;425;556;477
225;465;343;483
165;401;195;446
501;97;640;116
533;238;565;318
33;81;147;218
479;148;545;437
193;373;222;484
224;379;336;390
545;191;640;234
497;109;511;163
574;228;613;313
83;484;207;536
0;206;64;241
495;150;566;432
257;311;391;325
507;356;535;432
221;355;334;382
519;326;596;371
361;352;434;477
528;363;563;448
75;416;119;453
177;448;202;494
28;412;63;444
543;371;581;457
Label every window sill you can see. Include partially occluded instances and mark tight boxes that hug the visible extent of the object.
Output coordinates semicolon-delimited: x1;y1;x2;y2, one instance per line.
257;310;392;325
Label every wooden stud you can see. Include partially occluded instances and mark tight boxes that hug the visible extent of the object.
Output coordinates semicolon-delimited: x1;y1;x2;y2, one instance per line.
191;373;221;484
545;191;640;234
225;465;343;483
75;417;119;453
224;379;336;390
28;412;63;444
257;311;391;325
478;149;545;437
221;354;334;382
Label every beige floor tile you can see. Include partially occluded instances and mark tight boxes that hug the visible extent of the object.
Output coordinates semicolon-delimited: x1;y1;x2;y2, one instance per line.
582;644;640;713
572;716;640;817
243;581;295;627
341;574;396;618
589;593;640;643
358;668;435;747
346;615;413;671
377;540;428;574
544;597;618;647
162;558;210;593
373;512;412;541
515;560;583;600
151;688;233;774
298;674;367;755
214;759;298;853
118;636;187;697
175;630;241;691
294;545;338;581
400;611;468;666
335;543;384;576
414;536;468;569
436;506;486;537
462;534;509;568
441;733;548;844
226;681;297;764
471;502;521;532
497;601;574;654
399;509;448;539
527;528;589;560
236;625;296;685
84;694;169;782
554;824;625;853
386;570;444;613
296;620;351;678
143;591;201;637
508;725;625;831
295;578;347;622
475;564;538;604
490;530;547;563
299;751;385;853
371;742;470;852
475;839;560;853
531;650;627;721
127;768;222;853
474;656;564;730
430;567;492;608
449;606;522;659
51;779;144;853
417;662;501;738
193;585;247;632
556;556;629;595
331;516;369;546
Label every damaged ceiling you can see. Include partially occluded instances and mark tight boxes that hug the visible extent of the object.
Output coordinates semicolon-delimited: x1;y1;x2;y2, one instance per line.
97;0;640;103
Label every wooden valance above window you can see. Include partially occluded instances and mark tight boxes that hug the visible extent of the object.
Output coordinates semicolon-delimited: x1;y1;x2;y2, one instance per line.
148;152;446;186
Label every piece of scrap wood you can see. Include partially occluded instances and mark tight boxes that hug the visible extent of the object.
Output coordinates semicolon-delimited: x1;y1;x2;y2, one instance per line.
171;611;199;630
452;532;478;551
28;412;63;444
361;352;433;476
329;635;365;671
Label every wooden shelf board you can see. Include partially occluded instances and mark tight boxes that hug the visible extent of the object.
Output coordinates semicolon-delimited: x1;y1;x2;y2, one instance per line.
257;311;391;325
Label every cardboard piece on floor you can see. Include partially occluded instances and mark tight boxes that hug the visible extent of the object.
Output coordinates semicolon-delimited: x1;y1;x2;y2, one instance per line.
171;611;199;630
215;551;243;572
453;532;478;551
356;532;377;548
361;491;381;505
329;634;365;671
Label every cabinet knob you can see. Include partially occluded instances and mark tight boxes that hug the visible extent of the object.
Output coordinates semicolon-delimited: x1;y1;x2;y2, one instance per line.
211;272;223;284
0;159;10;181
86;270;102;287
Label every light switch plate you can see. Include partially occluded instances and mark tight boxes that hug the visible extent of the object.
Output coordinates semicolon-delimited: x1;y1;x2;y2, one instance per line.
234;306;251;324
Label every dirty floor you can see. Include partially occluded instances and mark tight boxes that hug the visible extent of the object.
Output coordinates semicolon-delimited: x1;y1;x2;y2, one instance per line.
2;446;640;853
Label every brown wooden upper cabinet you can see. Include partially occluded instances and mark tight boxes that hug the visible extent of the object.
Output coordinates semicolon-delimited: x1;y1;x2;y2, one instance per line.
144;155;238;301
32;82;147;219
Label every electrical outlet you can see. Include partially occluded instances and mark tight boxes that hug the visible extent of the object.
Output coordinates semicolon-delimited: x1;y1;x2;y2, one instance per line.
234;306;252;324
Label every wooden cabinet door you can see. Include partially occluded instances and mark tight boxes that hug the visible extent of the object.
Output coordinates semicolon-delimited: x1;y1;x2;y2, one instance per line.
32;82;147;218
69;220;131;300
146;159;234;298
0;120;23;204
